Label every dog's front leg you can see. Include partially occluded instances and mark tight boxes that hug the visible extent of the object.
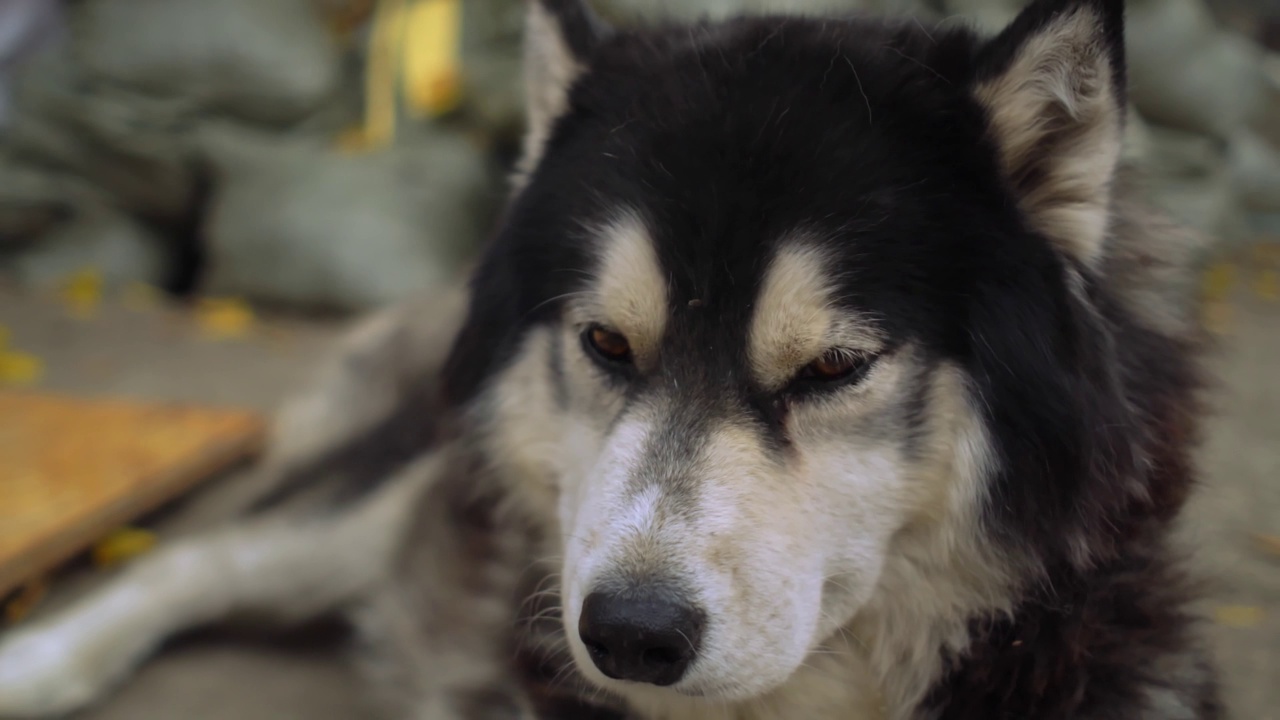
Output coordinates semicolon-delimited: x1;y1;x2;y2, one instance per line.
0;452;445;719
350;467;545;720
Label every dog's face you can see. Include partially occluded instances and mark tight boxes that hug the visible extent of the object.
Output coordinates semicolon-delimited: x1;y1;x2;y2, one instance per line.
445;0;1129;707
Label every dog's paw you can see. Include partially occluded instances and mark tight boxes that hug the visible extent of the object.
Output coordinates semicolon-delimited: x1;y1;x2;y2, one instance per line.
0;626;120;718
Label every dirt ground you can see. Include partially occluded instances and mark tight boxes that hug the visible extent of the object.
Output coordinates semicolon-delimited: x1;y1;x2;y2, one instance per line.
0;268;1276;720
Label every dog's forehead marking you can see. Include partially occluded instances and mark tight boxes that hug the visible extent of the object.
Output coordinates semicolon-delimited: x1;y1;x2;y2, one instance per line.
572;211;668;366
748;241;883;390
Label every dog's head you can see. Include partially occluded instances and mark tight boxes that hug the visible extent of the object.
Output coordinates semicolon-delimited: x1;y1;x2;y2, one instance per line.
444;0;1137;707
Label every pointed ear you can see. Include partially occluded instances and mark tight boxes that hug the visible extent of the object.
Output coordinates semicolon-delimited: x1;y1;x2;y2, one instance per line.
516;0;610;185
973;0;1126;267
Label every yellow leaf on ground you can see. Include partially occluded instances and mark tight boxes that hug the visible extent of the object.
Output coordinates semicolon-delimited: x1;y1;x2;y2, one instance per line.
195;298;256;340
92;528;158;569
0;352;44;387
1214;605;1265;628
59;268;103;319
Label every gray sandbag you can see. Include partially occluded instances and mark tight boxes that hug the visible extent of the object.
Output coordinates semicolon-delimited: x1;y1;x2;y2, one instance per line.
0;0;63;128
595;0;932;22
1146;175;1253;248
1122;106;1155;165
4;40;199;223
1249;54;1280;150
939;0;1019;32
458;0;526;142
198;123;493;311
73;0;341;126
3;202;167;290
1228;130;1280;211
0;159;100;248
1127;0;1270;140
1139;125;1253;246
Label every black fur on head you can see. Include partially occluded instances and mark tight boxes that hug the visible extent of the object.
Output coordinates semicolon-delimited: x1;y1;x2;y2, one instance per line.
445;0;1191;575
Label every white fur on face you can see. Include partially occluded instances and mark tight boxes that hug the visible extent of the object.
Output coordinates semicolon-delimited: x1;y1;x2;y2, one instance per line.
484;231;1011;718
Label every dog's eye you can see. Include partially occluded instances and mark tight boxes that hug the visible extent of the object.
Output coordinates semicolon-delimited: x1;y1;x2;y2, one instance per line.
584;325;633;365
791;349;873;389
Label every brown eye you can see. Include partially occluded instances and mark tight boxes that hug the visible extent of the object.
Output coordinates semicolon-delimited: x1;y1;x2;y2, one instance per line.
797;349;871;384
584;325;633;365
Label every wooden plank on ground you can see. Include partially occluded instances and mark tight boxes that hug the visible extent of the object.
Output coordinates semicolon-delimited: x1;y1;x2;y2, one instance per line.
0;392;265;597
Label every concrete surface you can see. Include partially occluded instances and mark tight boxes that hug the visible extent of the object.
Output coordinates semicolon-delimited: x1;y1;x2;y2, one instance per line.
0;268;1276;719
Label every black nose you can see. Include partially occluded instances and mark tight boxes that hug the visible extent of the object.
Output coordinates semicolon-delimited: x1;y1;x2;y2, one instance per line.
577;590;705;686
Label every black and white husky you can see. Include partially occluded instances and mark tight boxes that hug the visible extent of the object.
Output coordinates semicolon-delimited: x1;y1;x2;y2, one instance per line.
0;0;1223;717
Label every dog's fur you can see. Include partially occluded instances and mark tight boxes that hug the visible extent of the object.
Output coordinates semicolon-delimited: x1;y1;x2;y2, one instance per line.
0;0;1222;718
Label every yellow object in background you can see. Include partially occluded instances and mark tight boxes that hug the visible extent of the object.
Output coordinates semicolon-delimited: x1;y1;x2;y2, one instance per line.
59;268;104;319
1202;262;1237;302
92;528;158;569
0;353;43;387
337;0;463;153
0;325;44;387
1213;605;1265;628
195;298;256;340
403;0;462;118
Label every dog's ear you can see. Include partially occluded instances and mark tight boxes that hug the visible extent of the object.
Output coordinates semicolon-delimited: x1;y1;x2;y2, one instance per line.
517;0;611;182
972;0;1126;267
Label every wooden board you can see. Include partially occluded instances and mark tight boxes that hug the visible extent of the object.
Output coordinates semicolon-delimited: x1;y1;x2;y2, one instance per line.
0;392;265;597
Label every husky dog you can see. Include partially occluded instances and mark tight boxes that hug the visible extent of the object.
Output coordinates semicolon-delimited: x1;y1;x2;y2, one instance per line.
0;0;1222;717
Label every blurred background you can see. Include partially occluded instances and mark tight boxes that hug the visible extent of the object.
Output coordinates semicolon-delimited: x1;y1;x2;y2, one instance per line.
0;0;1275;718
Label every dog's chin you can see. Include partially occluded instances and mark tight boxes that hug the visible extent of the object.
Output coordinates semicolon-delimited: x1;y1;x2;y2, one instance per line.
567;639;802;710
587;673;797;716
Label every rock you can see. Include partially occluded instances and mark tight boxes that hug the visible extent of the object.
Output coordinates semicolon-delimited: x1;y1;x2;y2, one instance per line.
73;0;341;126
198;123;494;312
